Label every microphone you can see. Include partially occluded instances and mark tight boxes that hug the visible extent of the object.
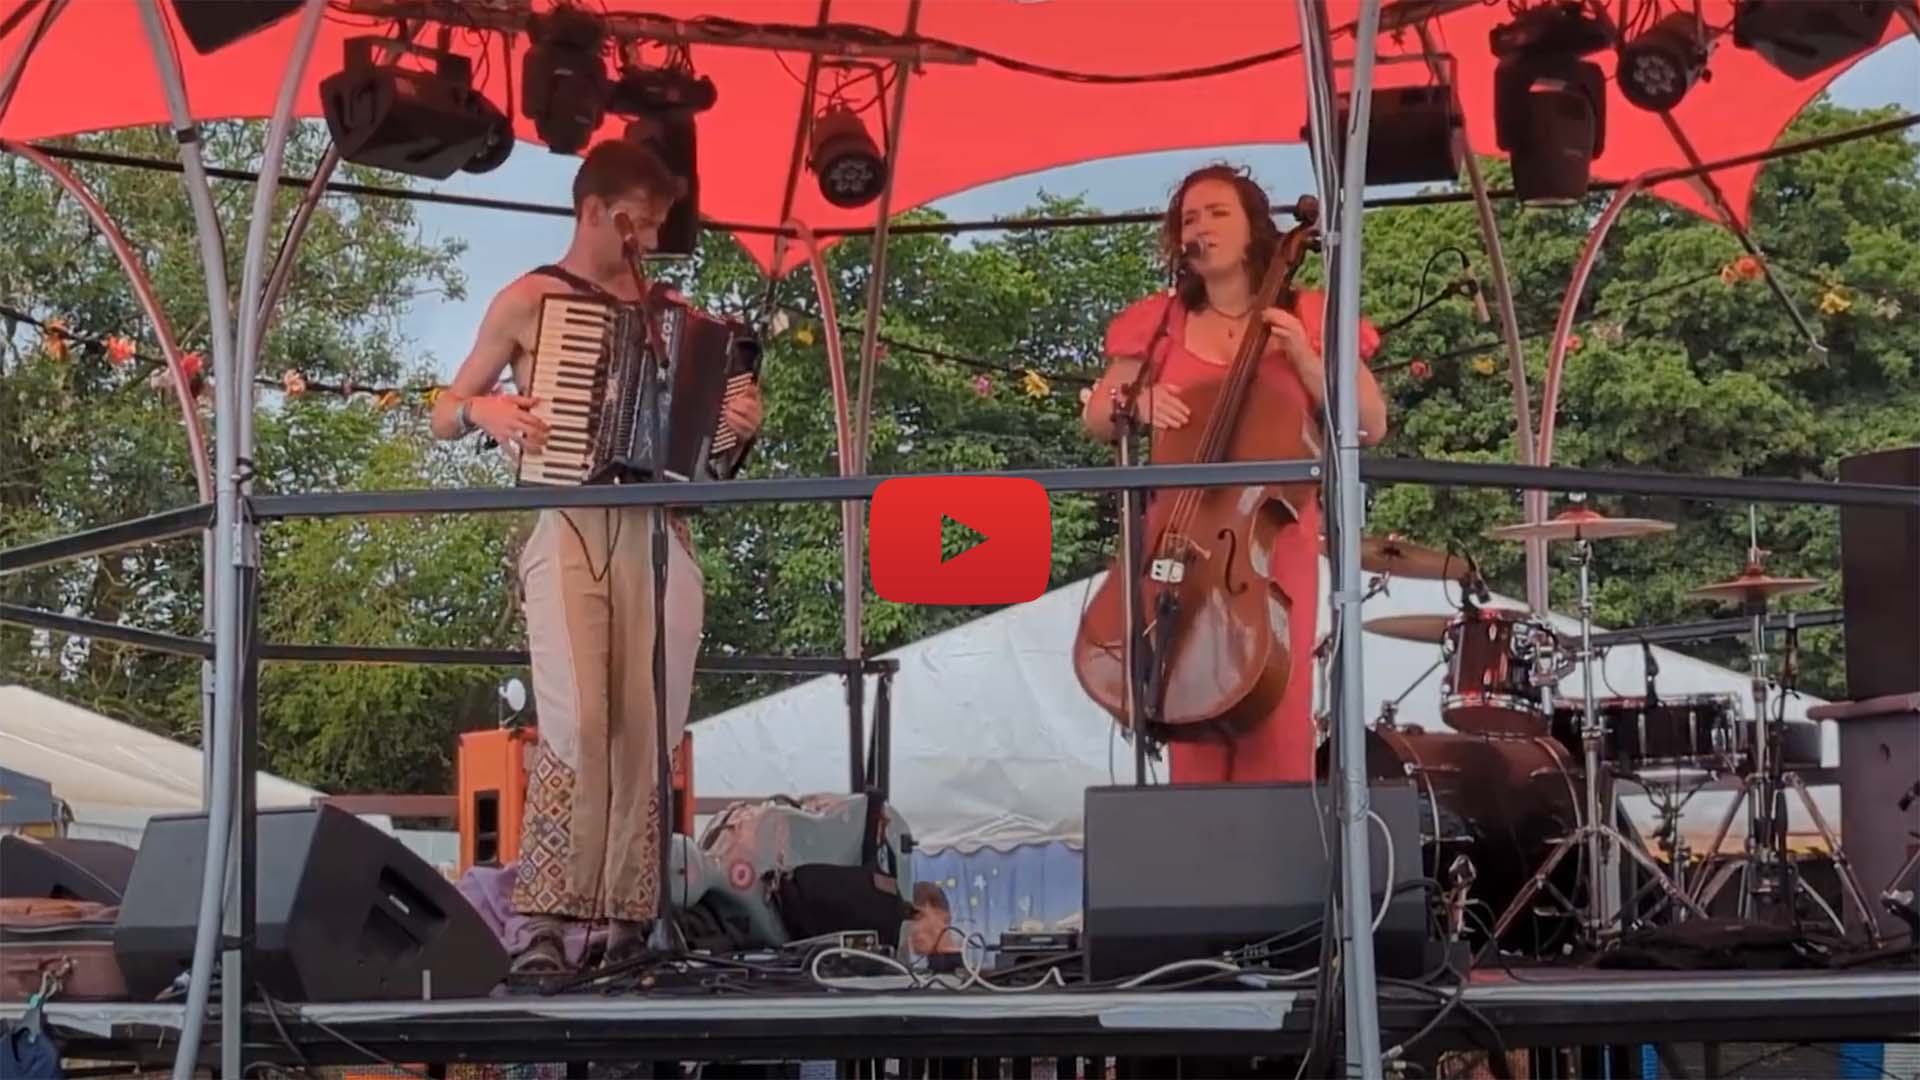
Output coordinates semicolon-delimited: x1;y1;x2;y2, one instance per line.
1642;637;1660;706
1457;544;1492;606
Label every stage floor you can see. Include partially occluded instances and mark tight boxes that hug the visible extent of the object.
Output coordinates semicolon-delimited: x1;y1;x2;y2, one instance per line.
8;967;1917;1068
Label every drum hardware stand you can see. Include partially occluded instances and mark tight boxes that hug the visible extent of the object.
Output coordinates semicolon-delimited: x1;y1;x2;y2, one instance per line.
1489;500;1706;947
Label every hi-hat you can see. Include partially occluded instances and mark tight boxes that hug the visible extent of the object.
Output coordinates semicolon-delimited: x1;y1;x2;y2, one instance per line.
1322;533;1461;579
1689;564;1823;603
1487;507;1675;543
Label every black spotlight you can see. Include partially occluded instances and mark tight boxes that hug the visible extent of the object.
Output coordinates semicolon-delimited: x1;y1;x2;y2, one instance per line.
612;66;716;258
1333;84;1461;185
1618;11;1710;112
1491;2;1611;206
1733;0;1897;81
320;38;514;181
522;6;610;155
169;0;302;54
808;105;887;209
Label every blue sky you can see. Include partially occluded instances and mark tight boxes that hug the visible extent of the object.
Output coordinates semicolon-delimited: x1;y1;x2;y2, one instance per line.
400;39;1920;380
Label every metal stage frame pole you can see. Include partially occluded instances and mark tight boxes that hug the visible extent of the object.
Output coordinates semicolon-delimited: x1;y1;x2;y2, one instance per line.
843;0;921;794
1412;23;1546;613
1299;0;1386;1074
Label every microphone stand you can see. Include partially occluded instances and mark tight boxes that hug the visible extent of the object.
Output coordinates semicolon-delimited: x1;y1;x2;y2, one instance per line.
1111;376;1153;787
623;239;682;954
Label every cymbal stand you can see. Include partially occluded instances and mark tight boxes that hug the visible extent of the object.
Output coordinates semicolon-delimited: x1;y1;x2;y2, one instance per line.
1491;516;1708;947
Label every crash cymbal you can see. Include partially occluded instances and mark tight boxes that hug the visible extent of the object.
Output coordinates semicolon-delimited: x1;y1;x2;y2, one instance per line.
1320;533;1462;579
1486;506;1675;543
1689;565;1823;603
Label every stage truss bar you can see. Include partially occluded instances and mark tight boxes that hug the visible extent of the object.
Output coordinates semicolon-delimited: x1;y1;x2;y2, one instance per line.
0;602;211;658
245;460;1326;518
0;502;212;575
20;114;1915;243
12;971;1916;1069
1361;458;1920;510
1590;608;1845;649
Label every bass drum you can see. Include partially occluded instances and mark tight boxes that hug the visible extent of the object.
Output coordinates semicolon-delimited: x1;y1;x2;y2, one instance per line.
1327;724;1584;957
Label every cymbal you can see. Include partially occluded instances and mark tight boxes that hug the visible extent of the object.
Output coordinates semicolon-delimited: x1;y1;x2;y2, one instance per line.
1323;533;1461;579
1689;565;1823;602
1486;507;1675;543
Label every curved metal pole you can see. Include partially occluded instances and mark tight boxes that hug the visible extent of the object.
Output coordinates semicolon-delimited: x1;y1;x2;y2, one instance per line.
760;0;833;289
3;140;213;503
1412;23;1546;613
849;0;920;471
134;4;240;1077
1535;173;1650;470
257;143;340;342
0;0;65;126
784;216;867;790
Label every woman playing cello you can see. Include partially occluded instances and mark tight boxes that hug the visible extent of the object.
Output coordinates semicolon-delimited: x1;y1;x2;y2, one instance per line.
1078;164;1388;784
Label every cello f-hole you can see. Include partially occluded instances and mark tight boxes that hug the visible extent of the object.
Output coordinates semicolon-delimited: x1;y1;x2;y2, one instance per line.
1217;527;1245;594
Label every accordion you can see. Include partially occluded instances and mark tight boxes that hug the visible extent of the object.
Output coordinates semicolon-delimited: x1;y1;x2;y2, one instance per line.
516;292;761;487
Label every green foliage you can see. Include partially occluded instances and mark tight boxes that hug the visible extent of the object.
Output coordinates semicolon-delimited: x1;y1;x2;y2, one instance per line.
1361;102;1920;695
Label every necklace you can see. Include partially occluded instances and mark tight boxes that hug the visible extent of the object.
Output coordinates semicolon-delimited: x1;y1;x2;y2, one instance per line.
1208;302;1253;320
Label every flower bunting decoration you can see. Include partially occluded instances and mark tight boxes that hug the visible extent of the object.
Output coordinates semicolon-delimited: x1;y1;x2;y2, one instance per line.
1022;370;1050;398
105;335;136;365
1818;288;1852;315
282;369;308;396
41;318;69;361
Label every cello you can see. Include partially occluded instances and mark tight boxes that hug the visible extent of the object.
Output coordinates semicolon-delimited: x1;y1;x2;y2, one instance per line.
1071;199;1323;743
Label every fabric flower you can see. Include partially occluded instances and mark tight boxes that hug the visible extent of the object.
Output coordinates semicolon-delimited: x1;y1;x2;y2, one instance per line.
1564;333;1583;353
375;390;400;411
1872;296;1902;321
281;369;307;396
105;336;136;365
1719;255;1764;285
1022;370;1050;398
1469;355;1498;376
1818;288;1851;315
1594;321;1625;345
178;351;203;380
425;386;443;408
793;324;816;347
1408;359;1432;381
972;374;993;397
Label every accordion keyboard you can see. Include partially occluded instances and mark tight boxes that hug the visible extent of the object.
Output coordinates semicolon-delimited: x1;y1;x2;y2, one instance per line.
519;296;612;486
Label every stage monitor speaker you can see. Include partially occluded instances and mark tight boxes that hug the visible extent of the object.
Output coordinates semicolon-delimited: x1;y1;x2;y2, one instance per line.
0;836;136;904
1839;445;1920;701
168;1;304;55
114;804;508;1001
1083;782;1429;982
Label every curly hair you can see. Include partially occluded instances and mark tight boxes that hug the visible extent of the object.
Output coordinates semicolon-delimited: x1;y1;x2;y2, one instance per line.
1161;164;1283;312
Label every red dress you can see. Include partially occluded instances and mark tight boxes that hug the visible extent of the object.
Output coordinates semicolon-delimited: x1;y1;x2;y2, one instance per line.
1101;289;1379;784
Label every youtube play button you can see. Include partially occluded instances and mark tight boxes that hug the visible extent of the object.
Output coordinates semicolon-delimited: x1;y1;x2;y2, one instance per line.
869;477;1051;605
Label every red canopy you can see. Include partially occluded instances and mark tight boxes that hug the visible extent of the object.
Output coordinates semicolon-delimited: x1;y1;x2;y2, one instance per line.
2;1;1902;272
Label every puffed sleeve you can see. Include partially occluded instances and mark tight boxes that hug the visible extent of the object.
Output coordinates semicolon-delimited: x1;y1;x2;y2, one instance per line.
1103;292;1177;363
1293;289;1382;363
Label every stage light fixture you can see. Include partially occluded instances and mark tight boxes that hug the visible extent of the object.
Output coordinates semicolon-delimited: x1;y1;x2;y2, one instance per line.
320;38;514;181
1333;84;1461;185
168;0;302;54
1732;0;1897;81
1618;11;1710;112
808;105;888;209
1490;2;1611;206
522;6;611;155
612;65;717;258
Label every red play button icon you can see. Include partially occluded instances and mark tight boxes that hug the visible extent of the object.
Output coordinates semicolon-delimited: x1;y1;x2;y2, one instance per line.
869;477;1051;605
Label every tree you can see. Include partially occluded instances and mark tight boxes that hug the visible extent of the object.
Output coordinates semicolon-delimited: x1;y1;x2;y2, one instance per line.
1;123;521;794
1360;101;1920;697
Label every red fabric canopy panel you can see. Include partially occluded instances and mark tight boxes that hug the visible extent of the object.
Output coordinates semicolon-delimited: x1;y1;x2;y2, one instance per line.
1;1;1902;272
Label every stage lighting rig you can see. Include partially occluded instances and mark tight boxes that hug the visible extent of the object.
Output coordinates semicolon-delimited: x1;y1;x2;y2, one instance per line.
616;65;716;259
809;104;888;210
1490;1;1611;206
523;5;611;155
1618;10;1711;112
168;0;302;54
320;36;514;181
1732;0;1898;80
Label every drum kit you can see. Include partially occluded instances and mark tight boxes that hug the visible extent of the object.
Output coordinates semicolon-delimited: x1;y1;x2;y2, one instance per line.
1348;497;1881;955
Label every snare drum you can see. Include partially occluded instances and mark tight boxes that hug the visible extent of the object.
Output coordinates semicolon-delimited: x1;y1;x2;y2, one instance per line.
1551;693;1742;773
1441;608;1557;736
